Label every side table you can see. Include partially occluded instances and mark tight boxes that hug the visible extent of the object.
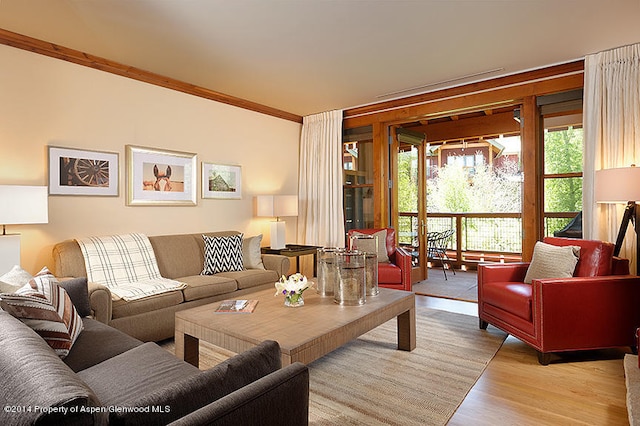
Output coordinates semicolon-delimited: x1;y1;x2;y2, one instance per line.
261;244;320;276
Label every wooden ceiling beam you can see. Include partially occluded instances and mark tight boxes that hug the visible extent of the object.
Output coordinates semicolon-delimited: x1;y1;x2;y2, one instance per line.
0;28;303;123
413;111;520;142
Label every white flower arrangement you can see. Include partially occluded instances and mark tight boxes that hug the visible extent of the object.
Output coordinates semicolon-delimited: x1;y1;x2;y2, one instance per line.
275;273;312;306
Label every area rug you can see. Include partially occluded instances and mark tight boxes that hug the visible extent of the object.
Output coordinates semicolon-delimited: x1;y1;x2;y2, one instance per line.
162;307;506;425
413;269;479;303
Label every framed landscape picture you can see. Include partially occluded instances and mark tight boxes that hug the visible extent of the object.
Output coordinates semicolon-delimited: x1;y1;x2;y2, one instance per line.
48;146;119;196
202;163;242;199
126;145;197;206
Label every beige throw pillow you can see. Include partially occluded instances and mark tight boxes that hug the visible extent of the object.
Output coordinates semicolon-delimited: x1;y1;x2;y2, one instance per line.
242;234;265;270
351;230;389;263
524;241;580;284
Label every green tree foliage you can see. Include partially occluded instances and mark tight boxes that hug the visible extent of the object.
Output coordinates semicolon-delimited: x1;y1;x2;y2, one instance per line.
397;148;418;213
427;154;522;213
543;127;583;212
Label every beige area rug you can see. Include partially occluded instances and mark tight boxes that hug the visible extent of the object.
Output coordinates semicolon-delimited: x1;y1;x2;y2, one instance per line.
413;269;479;303
162;307;506;425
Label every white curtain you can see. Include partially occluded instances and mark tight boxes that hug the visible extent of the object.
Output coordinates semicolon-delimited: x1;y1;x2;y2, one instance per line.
583;43;640;273
297;110;345;247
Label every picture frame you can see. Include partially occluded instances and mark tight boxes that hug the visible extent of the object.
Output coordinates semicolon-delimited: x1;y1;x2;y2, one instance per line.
48;146;119;196
202;163;242;199
126;145;197;206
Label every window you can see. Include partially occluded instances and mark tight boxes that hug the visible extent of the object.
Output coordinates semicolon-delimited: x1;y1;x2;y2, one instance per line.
543;124;583;236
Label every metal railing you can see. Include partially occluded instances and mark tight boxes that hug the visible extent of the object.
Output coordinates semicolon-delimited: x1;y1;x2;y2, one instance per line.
398;212;577;267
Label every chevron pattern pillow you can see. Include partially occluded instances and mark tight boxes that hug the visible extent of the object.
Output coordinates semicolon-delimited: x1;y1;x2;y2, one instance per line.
202;234;244;274
0;267;84;358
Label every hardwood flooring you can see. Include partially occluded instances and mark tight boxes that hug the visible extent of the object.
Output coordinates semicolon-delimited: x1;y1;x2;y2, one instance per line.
416;295;629;425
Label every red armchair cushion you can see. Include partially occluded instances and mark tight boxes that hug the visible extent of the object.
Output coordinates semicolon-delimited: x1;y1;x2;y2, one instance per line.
482;281;532;321
378;262;402;284
542;237;614;277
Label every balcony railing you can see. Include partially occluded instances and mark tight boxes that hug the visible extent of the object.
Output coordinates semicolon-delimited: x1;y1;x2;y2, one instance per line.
398;212;577;268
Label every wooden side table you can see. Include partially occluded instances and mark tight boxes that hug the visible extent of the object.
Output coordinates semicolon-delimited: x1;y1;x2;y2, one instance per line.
261;244;320;276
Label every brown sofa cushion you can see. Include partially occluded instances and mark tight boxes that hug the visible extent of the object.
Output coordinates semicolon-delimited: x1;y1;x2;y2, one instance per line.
64;318;143;373
77;342;200;407
112;290;184;319
217;269;279;290
149;234;204;279
108;340;283;425
180;275;238;302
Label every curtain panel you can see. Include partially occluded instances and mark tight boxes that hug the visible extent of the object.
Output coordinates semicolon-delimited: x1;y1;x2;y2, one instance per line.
297;110;345;247
583;43;640;273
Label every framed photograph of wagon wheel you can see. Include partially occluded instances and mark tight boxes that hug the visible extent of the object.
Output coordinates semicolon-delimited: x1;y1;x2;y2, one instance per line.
126;145;197;206
48;146;119;196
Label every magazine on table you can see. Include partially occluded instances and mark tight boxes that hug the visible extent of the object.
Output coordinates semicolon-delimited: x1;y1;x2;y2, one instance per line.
215;299;258;313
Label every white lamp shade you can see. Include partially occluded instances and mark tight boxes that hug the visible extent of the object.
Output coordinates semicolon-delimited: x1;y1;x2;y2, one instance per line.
256;195;275;217
594;167;640;203
273;195;298;217
256;195;298;218
0;186;49;225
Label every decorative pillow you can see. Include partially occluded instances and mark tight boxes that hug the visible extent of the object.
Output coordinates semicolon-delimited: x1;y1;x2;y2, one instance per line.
351;230;389;263
242;234;265;270
0;264;33;287
0;267;83;358
202;234;244;275
59;277;92;317
524;241;580;284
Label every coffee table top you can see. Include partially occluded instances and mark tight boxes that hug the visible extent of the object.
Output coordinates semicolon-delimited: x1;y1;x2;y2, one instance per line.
175;286;415;363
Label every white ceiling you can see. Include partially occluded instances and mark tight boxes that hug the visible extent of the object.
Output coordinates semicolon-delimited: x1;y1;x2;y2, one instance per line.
1;0;639;117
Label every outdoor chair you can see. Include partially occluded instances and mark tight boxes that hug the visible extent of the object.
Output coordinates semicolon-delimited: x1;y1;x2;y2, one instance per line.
427;229;456;280
347;228;412;291
478;236;640;365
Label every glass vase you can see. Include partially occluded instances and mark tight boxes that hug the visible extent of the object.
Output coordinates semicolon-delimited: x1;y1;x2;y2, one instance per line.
285;293;304;307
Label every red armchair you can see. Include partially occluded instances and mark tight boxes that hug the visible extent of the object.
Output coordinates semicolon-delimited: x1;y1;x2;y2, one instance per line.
347;228;412;292
478;236;640;364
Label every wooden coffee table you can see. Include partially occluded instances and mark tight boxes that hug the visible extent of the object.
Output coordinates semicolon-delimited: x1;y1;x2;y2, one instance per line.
175;287;416;367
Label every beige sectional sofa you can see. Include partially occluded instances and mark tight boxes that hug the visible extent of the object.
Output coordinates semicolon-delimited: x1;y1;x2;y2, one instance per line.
52;231;290;342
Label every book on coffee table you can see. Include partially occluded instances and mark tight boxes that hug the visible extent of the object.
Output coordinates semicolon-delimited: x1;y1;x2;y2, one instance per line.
215;299;258;313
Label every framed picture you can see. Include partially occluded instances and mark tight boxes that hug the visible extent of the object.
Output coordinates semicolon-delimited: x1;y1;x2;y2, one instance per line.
126;145;197;206
48;146;119;196
202;163;242;199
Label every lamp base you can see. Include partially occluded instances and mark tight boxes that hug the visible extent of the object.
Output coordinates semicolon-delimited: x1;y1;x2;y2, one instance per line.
270;221;286;250
0;234;21;275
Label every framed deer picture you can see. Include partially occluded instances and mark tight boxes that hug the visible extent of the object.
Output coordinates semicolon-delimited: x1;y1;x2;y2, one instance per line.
125;145;197;206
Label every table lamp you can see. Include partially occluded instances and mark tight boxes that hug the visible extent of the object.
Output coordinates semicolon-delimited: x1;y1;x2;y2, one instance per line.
256;195;298;249
0;185;49;274
594;165;640;269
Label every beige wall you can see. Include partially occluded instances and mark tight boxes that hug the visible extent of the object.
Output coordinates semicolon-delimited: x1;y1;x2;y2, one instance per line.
0;44;302;274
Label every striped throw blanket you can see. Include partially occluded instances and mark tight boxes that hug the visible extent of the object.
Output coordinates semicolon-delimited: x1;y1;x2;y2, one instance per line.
77;233;186;301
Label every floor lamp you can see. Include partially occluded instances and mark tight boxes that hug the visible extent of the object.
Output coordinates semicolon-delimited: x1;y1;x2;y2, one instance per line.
0;185;49;275
256;195;298;249
594;166;640;271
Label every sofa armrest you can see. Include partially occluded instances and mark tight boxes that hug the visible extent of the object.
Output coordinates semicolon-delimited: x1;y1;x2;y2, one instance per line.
262;254;291;277
390;247;413;291
532;275;640;350
169;362;309;426
87;281;112;324
0;312;103;425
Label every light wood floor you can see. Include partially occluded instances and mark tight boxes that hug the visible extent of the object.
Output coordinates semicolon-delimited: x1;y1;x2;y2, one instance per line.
416;296;630;425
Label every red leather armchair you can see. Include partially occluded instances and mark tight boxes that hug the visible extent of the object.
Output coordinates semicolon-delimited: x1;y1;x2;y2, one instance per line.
347;228;412;292
478;237;640;364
